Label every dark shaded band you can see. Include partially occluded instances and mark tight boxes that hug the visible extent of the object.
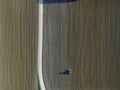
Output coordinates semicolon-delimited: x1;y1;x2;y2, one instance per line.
39;0;77;4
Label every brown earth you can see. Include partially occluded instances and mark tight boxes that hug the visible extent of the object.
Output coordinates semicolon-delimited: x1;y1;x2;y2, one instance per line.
43;0;120;90
0;0;38;90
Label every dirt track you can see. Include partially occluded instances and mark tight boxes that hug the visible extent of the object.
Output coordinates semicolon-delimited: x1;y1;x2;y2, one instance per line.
0;0;120;90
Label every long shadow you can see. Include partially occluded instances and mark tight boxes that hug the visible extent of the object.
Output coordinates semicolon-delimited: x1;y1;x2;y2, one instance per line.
38;79;41;90
39;0;77;4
